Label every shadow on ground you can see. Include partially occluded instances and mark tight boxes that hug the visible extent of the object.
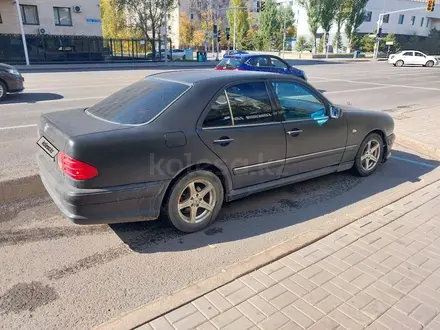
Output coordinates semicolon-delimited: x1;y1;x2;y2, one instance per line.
2;93;64;104
111;149;439;254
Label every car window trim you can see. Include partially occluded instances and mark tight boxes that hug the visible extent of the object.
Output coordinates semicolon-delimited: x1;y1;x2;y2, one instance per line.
197;79;282;130
268;79;331;121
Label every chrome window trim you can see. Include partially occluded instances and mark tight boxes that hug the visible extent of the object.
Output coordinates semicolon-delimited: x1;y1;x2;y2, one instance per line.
224;90;235;126
202;121;282;130
286;146;347;163
282;115;329;124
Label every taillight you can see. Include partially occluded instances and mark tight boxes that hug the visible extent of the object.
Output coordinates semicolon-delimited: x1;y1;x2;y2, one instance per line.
57;152;98;180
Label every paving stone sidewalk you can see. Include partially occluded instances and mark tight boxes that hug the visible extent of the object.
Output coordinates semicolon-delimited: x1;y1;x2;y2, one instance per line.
138;180;440;330
393;105;440;158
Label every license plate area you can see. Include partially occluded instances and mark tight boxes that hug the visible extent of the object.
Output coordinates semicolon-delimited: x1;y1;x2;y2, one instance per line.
37;136;59;159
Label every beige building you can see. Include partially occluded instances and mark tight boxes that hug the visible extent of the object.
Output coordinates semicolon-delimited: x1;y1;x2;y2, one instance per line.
0;0;102;36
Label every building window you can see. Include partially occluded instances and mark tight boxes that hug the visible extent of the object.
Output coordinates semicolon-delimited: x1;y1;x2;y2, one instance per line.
421;17;425;27
398;14;404;25
411;16;415;26
20;5;39;25
364;11;372;22
53;7;72;26
383;14;389;23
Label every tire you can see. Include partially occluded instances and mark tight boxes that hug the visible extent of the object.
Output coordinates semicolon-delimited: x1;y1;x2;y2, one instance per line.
0;80;7;101
183;55;186;60
353;133;384;177
163;170;224;233
426;60;434;67
395;60;404;67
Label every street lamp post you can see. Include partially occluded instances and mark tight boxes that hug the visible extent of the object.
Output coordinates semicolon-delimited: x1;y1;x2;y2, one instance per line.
164;3;168;65
15;0;30;66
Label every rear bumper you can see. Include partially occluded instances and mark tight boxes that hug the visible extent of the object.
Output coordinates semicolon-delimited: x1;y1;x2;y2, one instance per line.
37;154;169;225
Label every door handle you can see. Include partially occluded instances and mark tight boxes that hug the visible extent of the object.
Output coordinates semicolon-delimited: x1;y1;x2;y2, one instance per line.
287;129;303;136
213;138;234;145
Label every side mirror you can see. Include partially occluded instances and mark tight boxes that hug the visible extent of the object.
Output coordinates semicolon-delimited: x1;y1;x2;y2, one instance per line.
330;106;343;119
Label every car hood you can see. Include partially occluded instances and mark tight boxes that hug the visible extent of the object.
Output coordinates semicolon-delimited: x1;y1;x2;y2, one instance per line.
0;63;16;70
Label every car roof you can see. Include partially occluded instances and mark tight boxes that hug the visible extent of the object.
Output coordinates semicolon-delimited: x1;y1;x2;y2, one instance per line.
146;69;281;84
224;53;265;59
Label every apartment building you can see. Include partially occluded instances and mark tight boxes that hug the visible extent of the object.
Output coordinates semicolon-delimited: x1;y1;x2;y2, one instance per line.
0;0;102;36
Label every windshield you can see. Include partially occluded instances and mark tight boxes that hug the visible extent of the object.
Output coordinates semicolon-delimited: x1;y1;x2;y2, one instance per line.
216;57;245;69
86;78;190;125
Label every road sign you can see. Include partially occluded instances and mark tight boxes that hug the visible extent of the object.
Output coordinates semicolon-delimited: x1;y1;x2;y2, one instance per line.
386;41;394;45
226;28;230;34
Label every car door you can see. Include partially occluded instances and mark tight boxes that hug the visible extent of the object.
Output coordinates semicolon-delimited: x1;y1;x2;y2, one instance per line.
197;81;287;189
269;80;348;177
268;56;290;74
414;51;427;65
401;51;415;65
246;56;270;73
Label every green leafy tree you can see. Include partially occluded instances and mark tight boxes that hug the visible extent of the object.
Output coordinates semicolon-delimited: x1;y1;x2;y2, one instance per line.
334;0;349;53
317;36;324;53
345;0;369;52
318;0;337;54
226;0;250;50
277;5;295;50
116;0;177;56
298;0;321;53
380;33;400;53
256;0;282;50
360;33;375;52
296;36;310;52
179;13;195;48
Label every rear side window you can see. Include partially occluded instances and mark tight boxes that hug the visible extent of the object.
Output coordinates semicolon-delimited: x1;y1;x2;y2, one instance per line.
216;57;245;69
203;93;232;128
227;82;274;125
86;78;189;125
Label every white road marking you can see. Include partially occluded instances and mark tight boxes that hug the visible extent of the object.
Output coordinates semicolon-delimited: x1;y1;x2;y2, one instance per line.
324;86;394;95
309;76;440;91
0;96;106;107
391;156;437;169
0;124;37;131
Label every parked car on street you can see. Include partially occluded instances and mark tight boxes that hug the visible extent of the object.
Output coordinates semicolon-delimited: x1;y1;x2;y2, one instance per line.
224;50;248;56
388;50;438;67
37;70;395;233
0;63;24;101
215;54;307;80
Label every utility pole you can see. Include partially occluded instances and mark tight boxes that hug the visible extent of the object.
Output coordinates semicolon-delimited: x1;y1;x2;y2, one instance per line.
164;3;168;65
230;6;247;51
15;0;30;66
282;4;286;58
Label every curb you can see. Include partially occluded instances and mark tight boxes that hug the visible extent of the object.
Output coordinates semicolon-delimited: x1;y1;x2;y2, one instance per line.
0;174;46;203
94;167;440;330
396;135;440;160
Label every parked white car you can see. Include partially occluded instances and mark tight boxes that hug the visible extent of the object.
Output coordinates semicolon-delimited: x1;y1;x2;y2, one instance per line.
156;49;186;60
388;50;438;67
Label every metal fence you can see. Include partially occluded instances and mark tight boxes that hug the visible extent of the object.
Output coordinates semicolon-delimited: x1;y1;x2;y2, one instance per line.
0;34;172;64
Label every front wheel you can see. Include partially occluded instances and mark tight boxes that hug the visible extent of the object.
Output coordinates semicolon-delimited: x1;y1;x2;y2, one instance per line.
164;170;224;233
353;133;384;177
0;81;7;101
426;60;435;67
395;60;404;67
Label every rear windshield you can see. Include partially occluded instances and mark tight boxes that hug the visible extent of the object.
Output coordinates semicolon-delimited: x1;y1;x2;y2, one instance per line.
86;78;190;125
216;57;245;69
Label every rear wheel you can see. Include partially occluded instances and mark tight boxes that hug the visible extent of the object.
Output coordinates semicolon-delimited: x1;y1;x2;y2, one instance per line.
426;60;434;67
395;60;404;67
164;170;224;233
0;81;7;101
353;133;384;177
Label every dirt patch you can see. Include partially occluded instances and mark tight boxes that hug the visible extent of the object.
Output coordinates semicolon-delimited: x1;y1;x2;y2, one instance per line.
0;281;58;314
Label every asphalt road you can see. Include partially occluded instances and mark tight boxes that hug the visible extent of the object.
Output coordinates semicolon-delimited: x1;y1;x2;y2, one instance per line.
1;62;440;330
0;144;439;330
1;62;440;181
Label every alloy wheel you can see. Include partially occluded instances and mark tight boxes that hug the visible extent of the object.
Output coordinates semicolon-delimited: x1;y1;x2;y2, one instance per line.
178;180;217;224
0;84;4;99
361;139;381;171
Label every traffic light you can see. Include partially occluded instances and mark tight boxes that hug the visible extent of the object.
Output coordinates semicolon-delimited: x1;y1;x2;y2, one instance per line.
218;31;221;42
226;27;230;40
257;1;260;12
226;33;230;41
213;25;218;34
377;27;382;38
261;0;265;12
426;0;435;12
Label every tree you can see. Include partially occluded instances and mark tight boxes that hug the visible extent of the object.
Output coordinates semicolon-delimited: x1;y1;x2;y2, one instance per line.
101;0;131;39
296;36;309;52
116;0;177;56
318;0;337;54
334;0;349;53
317;36;324;53
345;0;369;52
226;0;250;50
298;0;321;53
277;5;295;50
179;13;195;48
256;0;281;50
360;33;375;52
